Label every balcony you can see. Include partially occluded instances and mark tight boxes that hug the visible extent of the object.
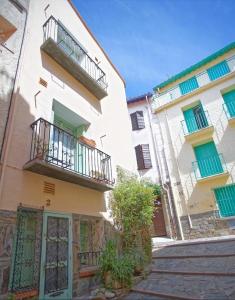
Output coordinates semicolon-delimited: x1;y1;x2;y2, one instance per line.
41;16;108;100
181;110;214;144
24;118;114;191
223;101;235;126
192;154;229;183
152;55;235;111
214;184;235;218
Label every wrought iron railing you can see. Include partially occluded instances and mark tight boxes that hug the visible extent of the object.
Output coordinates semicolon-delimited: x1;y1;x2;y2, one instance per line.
152;55;235;110
223;101;235;120
181;110;212;135
42;16;107;91
192;153;227;180
78;251;102;268
29;118;114;185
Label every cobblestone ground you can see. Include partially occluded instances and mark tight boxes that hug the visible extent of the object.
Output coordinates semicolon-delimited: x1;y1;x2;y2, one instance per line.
124;236;235;300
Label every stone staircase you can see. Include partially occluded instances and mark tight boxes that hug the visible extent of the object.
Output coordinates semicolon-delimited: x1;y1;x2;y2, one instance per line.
124;236;235;300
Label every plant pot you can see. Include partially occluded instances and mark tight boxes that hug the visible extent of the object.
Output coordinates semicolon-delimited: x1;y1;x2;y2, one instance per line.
79;136;96;148
104;271;122;290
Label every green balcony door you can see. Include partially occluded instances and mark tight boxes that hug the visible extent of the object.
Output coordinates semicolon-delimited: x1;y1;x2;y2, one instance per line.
39;212;72;300
214;184;235;217
194;141;223;177
184;104;208;133
223;90;235;118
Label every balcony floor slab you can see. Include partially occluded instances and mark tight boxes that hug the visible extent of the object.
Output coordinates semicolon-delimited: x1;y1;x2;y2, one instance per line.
24;159;113;192
185;126;214;145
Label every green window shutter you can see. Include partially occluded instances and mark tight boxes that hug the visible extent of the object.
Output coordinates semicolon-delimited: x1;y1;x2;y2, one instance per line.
194;141;223;177
183;108;198;133
179;76;199;95
214;184;235;217
207;60;230;81
223;90;235;118
183;104;208;133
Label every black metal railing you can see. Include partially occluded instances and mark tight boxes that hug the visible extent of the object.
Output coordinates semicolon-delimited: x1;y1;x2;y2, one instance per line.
42;16;107;91
78;251;102;268
29;118;114;185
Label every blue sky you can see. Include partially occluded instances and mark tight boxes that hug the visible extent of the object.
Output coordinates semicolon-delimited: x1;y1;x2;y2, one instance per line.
74;0;235;98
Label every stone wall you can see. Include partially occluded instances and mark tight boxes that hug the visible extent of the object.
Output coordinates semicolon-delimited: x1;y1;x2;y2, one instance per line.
0;210;17;298
181;211;235;240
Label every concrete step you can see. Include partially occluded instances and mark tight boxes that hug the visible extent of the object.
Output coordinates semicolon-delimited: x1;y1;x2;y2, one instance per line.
131;272;235;299
153;239;235;257
152;255;235;273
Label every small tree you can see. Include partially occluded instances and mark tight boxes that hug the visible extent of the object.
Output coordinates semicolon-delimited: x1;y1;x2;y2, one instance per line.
110;167;157;262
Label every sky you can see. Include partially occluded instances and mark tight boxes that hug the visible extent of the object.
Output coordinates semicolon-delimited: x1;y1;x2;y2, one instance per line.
73;0;235;99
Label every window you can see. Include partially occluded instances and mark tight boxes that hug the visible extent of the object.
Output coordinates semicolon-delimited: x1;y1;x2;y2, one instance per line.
214;184;235;217
179;76;199;95
207;61;230;81
183;103;208;134
130;111;145;130
193;141;223;178
223;89;235;118
135;144;152;170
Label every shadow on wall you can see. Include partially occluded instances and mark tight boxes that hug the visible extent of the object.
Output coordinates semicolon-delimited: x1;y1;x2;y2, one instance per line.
40;51;102;114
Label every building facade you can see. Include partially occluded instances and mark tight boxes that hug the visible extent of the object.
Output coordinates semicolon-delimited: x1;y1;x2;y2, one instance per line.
0;0;136;298
127;94;180;239
152;42;235;240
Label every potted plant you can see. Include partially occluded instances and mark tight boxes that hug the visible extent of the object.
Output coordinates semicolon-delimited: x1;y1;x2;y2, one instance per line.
79;135;96;148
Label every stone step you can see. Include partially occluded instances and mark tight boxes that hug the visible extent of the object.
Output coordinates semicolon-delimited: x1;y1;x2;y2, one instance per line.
130;272;235;299
151;269;235;276
153;239;235;257
152;255;235;273
124;289;198;300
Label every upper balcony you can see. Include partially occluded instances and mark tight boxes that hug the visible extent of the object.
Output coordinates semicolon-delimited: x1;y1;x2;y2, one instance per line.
192;153;229;183
181;110;214;144
41;16;108;100
24;118;114;191
152;55;235;111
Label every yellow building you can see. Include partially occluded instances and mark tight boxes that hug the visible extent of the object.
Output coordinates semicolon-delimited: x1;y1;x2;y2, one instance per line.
0;0;136;298
152;42;235;240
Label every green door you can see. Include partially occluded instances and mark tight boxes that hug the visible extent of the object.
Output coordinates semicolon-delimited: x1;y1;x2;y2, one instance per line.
39;212;72;300
184;104;208;133
223;90;235;118
214;184;235;217
194;141;223;178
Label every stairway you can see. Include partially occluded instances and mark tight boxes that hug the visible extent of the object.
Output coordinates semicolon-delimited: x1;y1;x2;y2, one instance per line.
124;236;235;300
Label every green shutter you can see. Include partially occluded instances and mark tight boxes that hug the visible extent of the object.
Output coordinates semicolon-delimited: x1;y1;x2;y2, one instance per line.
184;108;198;133
223;90;235;118
194;141;223;177
207;60;230;81
179;76;199;95
214;184;235;217
183;103;208;133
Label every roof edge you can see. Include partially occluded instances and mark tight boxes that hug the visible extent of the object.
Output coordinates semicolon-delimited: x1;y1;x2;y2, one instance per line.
67;0;126;87
153;41;235;91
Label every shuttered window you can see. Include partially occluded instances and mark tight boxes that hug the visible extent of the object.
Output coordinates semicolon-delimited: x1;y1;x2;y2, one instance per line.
207;60;230;81
179;76;199;95
214;184;235;217
130;111;145;130
135;144;152;170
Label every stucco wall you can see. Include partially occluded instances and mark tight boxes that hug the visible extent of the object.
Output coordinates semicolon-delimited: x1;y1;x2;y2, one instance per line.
0;0;136;216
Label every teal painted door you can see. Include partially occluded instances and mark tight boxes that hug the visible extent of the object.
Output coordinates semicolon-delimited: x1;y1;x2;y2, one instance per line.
223;90;235;118
194;141;223;178
214;184;235;217
39;212;72;300
184;104;208;133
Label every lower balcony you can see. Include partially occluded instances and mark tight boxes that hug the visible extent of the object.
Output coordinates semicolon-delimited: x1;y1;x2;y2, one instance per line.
192;153;229;183
214;184;235;218
181;110;214;144
223;101;235;126
24;118;114;191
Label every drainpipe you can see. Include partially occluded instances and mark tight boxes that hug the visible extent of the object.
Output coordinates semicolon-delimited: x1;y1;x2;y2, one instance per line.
0;3;28;203
146;96;183;239
164;110;193;230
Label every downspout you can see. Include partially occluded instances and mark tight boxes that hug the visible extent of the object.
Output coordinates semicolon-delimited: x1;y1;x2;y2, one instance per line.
164;110;193;230
146;96;183;239
0;3;28;202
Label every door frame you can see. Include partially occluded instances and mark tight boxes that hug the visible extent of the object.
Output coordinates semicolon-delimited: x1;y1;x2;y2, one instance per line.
39;211;73;300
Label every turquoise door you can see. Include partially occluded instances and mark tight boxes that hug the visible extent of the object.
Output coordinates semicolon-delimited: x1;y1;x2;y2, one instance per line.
223;90;235;118
194;141;223;178
39;212;72;300
214;184;235;217
184;104;208;133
